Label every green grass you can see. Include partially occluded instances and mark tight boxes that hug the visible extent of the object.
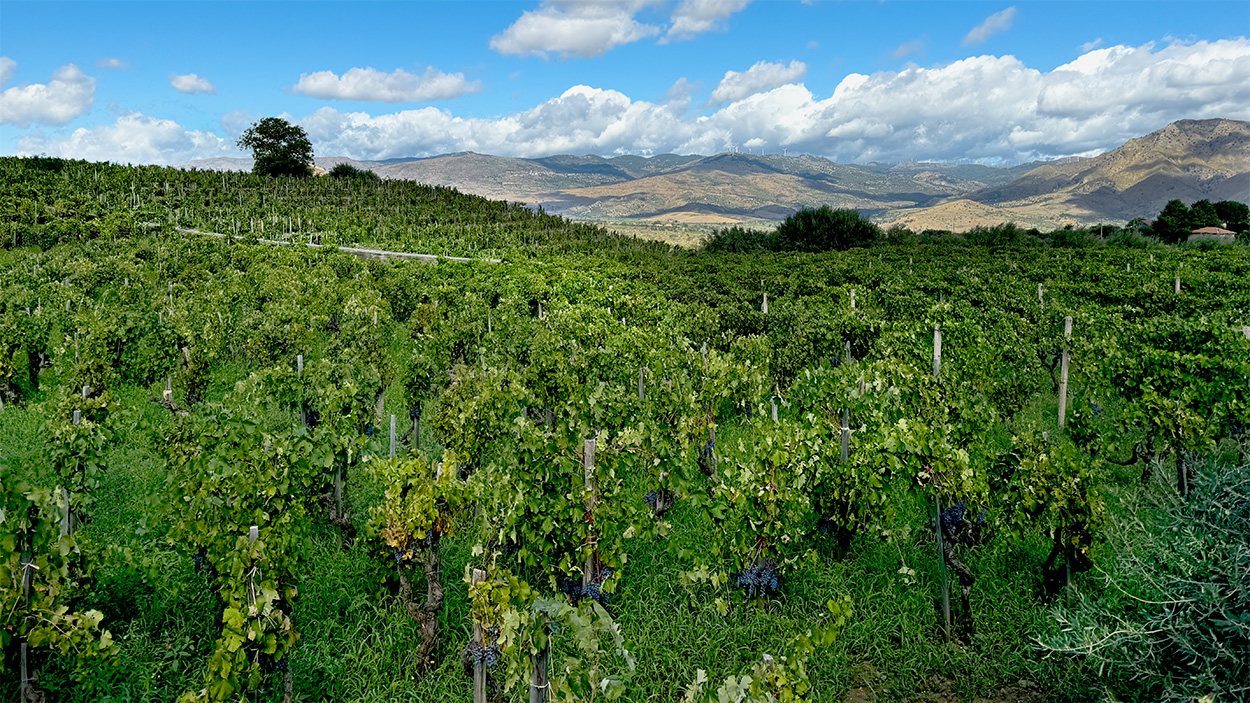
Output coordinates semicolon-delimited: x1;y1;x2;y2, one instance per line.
2;382;1110;703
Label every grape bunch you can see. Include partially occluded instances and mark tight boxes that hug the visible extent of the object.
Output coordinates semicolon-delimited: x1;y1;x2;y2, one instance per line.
465;641;502;670
192;551;209;575
940;500;967;538
560;567;616;605
816;516;837;534
392;531;439;565
697;436;716;475
1230;423;1245;438
259;653;289;675
643;489;675;515
486;535;522;558
1091;403;1102;417
734;560;782;599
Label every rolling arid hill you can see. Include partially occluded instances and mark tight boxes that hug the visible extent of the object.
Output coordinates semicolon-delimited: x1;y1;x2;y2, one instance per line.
883;118;1250;231
175;118;1248;232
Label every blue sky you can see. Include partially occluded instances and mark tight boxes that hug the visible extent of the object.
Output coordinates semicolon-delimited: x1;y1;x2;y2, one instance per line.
2;1;1248;165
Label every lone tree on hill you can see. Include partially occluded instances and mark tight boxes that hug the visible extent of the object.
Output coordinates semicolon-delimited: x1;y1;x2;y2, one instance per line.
237;117;314;178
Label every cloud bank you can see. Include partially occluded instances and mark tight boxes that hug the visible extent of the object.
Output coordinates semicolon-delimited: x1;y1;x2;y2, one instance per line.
291;66;481;103
21;39;1250;166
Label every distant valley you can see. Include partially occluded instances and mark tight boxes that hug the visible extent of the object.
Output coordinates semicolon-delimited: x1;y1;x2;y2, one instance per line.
179;118;1250;234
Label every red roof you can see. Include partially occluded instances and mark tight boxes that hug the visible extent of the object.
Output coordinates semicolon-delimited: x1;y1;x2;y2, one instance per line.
1191;226;1235;235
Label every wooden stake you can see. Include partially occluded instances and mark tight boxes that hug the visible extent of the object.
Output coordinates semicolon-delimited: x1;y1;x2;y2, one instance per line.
771;397;778;422
840;409;850;464
390;414;397;458
1058;316;1072;428
932;325;942;379
762;291;768;314
487;308;492;334
530;618;550;703
472;569;487;703
638;367;645;401
1038;283;1044;306
845;340;851;366
935;494;951;640
1175;274;1181;294
850;289;856;309
583;439;597;589
1243;326;1249;341
701;342;708;372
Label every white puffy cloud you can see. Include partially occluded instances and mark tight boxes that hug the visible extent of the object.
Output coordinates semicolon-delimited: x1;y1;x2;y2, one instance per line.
709;60;806;105
664;0;752;42
300;85;695;159
96;58;130;69
963;6;1016;46
490;2;661;59
0;57;15;87
16;112;239;164
0;62;95;127
170;73;215;95
290;66;481;103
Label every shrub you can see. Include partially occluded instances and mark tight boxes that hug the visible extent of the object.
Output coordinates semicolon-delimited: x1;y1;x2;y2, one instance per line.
1037;457;1250;701
328;163;381;182
703;226;772;253
771;206;879;252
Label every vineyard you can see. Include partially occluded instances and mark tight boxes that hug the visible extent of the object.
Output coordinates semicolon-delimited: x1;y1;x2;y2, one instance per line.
1;157;1248;703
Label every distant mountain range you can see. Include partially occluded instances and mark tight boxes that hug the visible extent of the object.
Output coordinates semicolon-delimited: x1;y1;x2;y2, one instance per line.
177;118;1249;231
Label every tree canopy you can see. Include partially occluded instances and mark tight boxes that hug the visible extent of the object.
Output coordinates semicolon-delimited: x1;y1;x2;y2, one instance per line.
773;206;880;252
237;117;314;179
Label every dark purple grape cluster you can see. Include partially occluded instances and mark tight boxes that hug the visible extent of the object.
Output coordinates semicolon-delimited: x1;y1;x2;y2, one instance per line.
466;641;501;670
734;560;781;599
259;653;288;675
486;535;522;558
392;532;438;565
192;551;209;575
560;568;615;605
1091;403;1102;417
1231;423;1245;438
816;516;837;534
365;424;374;437
940;501;967;538
643;490;660;510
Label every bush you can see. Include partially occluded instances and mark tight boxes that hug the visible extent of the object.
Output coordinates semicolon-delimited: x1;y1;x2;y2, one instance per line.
962;222;1031;247
703;226;772;253
1037;457;1250;700
329;163;381;182
771;206;879;252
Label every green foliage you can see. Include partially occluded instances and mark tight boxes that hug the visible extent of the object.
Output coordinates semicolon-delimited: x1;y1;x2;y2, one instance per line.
1187;199;1221;229
772;207;879;252
1037;459;1250;700
0;468;118;676
962;222;1032;247
164;417;321;701
1154;199;1191;244
1213;199;1249;232
327;163;380;182
703;226;772;253
237;118;314;179
681;596;851;703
